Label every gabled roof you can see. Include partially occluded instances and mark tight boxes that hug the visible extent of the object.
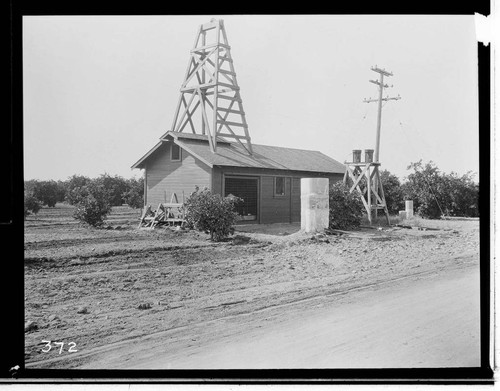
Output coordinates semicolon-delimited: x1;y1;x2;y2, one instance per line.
132;131;345;175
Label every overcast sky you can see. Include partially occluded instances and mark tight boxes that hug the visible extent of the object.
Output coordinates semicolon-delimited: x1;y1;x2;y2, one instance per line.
23;14;479;182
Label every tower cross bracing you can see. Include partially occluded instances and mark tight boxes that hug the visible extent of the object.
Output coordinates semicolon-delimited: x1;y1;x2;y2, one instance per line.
170;19;253;155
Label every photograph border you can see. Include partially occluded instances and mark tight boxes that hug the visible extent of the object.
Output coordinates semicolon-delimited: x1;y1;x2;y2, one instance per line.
4;0;493;384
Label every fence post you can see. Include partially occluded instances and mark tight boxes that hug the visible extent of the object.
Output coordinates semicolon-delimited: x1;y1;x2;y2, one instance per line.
405;200;414;219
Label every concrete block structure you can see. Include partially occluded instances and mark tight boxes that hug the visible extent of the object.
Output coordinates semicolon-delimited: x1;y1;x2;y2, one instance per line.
300;178;330;232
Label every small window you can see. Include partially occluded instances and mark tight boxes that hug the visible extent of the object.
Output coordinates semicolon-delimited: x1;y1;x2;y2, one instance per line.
171;143;181;161
274;177;286;196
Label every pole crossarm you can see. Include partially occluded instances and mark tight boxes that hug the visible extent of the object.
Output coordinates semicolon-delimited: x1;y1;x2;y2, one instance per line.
369;80;390;88
170;19;253;155
370;66;393;76
363;95;401;103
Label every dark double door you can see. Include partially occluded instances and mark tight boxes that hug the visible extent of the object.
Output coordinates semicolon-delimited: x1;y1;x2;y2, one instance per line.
224;176;258;220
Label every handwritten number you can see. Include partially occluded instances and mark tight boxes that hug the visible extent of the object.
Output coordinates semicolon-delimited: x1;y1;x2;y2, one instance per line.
68;342;78;353
54;341;64;355
41;340;77;353
41;340;51;353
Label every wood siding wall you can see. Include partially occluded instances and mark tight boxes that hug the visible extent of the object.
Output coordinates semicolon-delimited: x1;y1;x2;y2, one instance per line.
211;166;224;195
212;167;343;224
291;177;301;222
260;176;291;224
145;142;211;207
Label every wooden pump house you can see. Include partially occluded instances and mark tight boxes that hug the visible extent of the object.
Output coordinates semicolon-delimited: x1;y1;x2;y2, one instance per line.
132;19;345;224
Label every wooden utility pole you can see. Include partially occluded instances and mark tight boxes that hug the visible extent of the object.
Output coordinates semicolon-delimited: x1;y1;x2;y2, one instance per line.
343;66;400;225
363;66;401;162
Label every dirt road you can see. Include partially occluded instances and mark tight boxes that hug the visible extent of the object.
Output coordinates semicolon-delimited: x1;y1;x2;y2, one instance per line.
76;262;479;369
24;206;480;369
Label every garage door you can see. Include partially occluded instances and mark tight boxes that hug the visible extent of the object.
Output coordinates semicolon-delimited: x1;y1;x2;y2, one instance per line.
224;177;258;221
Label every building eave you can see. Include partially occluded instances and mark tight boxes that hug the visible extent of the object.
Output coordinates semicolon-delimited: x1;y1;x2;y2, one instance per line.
132;133;215;170
131;141;163;170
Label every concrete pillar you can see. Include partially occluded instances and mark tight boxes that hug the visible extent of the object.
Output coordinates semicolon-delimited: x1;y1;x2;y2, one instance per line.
301;178;329;233
405;200;414;219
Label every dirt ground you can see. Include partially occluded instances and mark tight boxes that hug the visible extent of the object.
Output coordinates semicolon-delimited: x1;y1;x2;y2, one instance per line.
118;263;479;369
24;204;480;369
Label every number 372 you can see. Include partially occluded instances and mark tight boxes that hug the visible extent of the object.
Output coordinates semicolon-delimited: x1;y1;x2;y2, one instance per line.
41;341;78;354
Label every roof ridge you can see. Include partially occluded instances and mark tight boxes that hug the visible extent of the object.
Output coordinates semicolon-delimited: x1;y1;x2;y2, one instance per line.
167;130;329;155
250;143;322;153
166;131;231;144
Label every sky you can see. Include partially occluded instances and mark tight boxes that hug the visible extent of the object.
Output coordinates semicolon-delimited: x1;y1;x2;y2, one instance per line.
22;15;480;182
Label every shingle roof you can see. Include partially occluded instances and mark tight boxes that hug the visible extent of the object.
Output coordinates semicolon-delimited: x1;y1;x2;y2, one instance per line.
132;132;346;174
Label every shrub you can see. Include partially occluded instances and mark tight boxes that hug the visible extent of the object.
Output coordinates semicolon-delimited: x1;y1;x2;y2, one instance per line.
184;187;242;241
24;179;38;195
31;180;61;207
97;173;129;206
24;192;42;218
65;175;91;205
328;181;364;230
403;160;479;219
379;169;404;215
24;179;60;207
122;177;144;209
441;171;479;217
65;174;138;207
71;180;112;227
402;161;444;219
55;180;67;203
